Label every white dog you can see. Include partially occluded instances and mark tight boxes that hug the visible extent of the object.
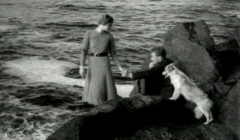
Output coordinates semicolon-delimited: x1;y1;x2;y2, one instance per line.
162;63;213;125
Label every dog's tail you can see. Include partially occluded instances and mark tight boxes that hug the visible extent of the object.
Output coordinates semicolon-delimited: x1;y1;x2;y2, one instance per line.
194;99;213;119
194;107;203;119
204;99;213;110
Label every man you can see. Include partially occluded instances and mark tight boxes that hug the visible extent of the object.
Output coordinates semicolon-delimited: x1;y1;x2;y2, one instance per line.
127;47;174;98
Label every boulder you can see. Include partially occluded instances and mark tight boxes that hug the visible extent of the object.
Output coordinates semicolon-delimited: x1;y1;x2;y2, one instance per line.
46;95;196;140
233;21;240;47
212;22;240;83
163;20;218;85
219;81;240;140
214;39;240;82
193;20;215;51
116;123;234;140
46;94;235;140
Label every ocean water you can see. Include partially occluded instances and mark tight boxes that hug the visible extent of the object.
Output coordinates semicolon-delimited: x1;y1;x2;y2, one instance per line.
0;0;239;70
0;0;239;139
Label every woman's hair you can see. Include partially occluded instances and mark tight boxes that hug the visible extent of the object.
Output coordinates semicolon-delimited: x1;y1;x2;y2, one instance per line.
151;47;166;58
98;14;114;25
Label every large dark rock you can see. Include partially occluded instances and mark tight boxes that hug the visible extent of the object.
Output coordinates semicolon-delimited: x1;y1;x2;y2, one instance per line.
46;95;234;140
233;21;240;47
163;20;218;85
214;39;240;82
193;21;215;51
46;96;196;140
213;22;240;83
219;81;240;140
116;123;234;140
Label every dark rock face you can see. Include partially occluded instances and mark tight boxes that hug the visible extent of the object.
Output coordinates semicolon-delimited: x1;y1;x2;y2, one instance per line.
233;21;240;47
214;39;240;82
47;96;196;140
46;95;234;140
190;21;215;51
116;123;234;140
163;20;218;85
219;81;240;140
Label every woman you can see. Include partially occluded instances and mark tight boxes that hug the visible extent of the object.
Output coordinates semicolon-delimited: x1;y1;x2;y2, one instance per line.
79;14;124;105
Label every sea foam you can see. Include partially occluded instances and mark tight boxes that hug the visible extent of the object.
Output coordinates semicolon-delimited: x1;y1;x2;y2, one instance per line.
4;57;132;97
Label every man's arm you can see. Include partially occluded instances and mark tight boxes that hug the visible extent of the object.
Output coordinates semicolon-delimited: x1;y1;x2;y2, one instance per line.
131;59;171;80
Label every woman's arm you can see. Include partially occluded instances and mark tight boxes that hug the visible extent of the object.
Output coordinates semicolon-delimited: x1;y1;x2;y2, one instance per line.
109;35;123;71
79;31;90;76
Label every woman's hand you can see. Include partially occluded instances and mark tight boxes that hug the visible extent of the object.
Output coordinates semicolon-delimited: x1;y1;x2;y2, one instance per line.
119;66;127;76
119;66;124;73
79;66;85;78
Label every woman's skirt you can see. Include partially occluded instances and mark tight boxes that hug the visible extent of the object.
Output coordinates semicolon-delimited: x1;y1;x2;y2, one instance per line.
82;56;118;105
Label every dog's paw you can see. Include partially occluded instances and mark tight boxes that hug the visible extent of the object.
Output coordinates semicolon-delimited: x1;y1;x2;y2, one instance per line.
209;118;213;123
204;122;209;125
204;120;213;125
169;97;174;100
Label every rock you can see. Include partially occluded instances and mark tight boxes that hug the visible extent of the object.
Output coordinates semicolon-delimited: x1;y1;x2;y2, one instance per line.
219;81;240;140
233;21;240;47
214;39;240;82
163;20;218;85
116;123;234;140
213;78;233;97
46;95;196;140
22;94;75;107
193;21;215;51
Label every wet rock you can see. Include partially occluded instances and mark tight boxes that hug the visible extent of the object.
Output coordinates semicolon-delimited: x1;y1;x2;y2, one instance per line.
233;21;240;47
66;102;94;111
47;94;235;140
116;123;234;140
22;94;75;107
214;39;240;82
47;96;196;140
163;20;218;85
192;21;215;51
219;81;240;140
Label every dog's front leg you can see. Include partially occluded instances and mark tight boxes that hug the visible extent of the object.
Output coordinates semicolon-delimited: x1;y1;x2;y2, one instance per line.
169;88;181;100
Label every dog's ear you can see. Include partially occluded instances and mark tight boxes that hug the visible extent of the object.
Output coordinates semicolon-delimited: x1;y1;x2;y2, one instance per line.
167;65;175;72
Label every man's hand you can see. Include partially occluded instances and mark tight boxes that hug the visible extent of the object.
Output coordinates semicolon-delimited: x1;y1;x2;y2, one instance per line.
149;62;156;69
119;66;129;76
120;68;133;78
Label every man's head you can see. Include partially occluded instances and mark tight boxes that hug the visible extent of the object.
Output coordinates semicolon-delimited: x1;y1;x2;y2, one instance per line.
150;47;166;64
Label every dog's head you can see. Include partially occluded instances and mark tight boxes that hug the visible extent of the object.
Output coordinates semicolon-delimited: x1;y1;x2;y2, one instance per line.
162;63;176;78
